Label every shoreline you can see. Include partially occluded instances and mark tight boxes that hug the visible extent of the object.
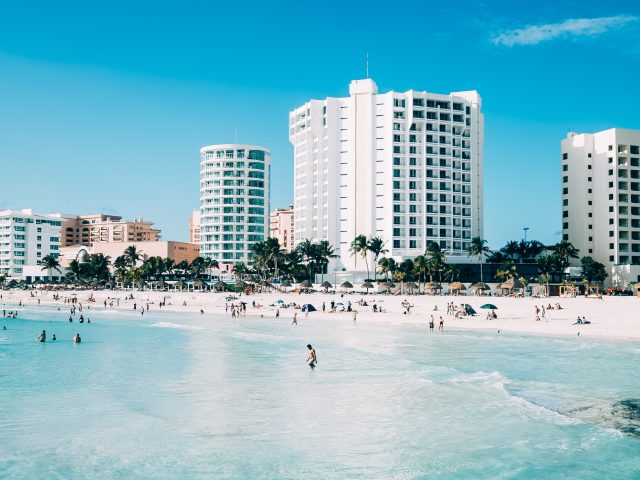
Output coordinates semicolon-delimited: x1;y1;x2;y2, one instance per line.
2;288;639;341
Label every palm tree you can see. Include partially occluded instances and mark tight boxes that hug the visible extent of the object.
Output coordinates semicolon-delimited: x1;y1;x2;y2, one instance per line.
233;262;249;280
296;239;317;281
40;254;62;281
425;241;447;282
496;259;518;281
87;254;111;283
264;237;285;280
367;237;388;281
412;255;429;287
467;236;490;282
314;240;338;282
190;257;207;278
503;241;520;261
123;245;142;268
377;257;397;281
68;259;82;281
350;234;370;280
554;240;580;274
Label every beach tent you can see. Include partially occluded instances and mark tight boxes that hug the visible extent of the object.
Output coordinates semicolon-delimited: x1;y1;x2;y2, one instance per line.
302;304;317;312
463;304;476;315
273;299;285;305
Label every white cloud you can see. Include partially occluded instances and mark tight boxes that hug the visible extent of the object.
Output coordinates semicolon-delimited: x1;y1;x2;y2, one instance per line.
492;15;638;47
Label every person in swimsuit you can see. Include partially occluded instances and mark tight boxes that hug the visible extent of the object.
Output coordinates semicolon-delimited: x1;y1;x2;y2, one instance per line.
292;312;298;326
307;344;317;370
73;333;81;344
37;330;46;342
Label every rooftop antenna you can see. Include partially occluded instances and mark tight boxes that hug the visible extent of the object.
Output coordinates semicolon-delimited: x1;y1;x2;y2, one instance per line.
365;52;369;78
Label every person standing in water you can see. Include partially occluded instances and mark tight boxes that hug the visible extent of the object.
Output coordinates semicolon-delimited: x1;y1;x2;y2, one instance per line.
292;312;298;326
36;330;46;342
73;333;81;344
306;344;317;370
429;316;435;333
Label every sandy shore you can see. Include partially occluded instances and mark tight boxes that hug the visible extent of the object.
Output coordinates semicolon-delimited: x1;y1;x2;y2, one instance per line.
2;288;639;340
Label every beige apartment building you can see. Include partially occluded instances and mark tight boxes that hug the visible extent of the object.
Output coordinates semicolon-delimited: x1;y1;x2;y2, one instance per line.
61;214;161;247
270;206;295;251
60;241;200;267
189;210;201;244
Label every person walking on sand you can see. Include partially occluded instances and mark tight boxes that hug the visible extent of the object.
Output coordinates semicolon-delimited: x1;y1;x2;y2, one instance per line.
352;310;357;324
429;316;435;333
292;312;298;326
439;317;444;332
306;344;317;370
276;307;280;319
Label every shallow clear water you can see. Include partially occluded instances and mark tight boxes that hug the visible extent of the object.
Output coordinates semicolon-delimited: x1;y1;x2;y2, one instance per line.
1;304;639;479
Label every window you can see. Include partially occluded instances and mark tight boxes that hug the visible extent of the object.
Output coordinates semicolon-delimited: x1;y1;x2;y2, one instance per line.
562;153;568;160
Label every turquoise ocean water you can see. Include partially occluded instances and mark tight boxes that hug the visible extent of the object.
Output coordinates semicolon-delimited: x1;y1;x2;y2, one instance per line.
0;304;639;479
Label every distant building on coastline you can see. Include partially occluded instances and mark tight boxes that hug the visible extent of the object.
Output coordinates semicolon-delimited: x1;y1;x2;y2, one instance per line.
59;241;200;268
0;209;64;282
270;205;295;251
199;144;270;271
290;78;483;280
562;129;640;287
189;209;201;244
61;214;160;247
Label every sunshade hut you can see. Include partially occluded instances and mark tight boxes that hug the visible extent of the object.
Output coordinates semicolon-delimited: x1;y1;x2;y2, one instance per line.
423;282;442;295
499;277;517;294
321;281;333;291
341;281;354;292
361;281;374;293
469;282;490;296
448;282;466;294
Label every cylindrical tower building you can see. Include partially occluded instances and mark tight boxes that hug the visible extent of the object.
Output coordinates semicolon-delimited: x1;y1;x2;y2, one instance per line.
199;144;270;270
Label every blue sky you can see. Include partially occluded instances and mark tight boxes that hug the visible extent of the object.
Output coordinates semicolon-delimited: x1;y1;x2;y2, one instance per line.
1;0;639;249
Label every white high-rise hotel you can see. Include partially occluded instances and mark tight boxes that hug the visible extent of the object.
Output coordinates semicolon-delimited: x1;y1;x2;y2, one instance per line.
290;79;483;274
562;129;640;287
199;144;270;269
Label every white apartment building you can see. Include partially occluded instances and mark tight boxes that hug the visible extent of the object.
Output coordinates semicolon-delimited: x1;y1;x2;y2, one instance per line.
270;205;295;252
562;129;640;287
289;78;483;276
0;209;64;282
199;144;270;270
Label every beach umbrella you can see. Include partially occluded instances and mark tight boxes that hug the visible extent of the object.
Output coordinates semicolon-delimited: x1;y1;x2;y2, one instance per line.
341;281;353;290
405;282;418;290
449;281;466;291
362;281;374;292
480;304;498;310
280;280;292;287
302;304;317;312
274;299;285;304
300;280;313;289
321;281;333;291
214;281;226;291
235;280;248;289
463;304;477;315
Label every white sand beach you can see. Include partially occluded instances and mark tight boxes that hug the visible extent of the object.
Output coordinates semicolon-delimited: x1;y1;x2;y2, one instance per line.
2;288;639;340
